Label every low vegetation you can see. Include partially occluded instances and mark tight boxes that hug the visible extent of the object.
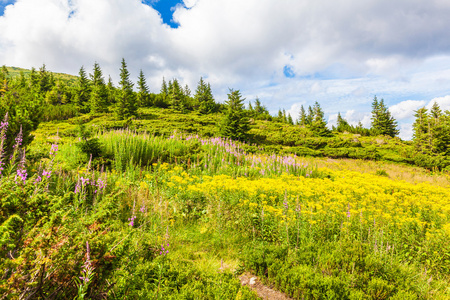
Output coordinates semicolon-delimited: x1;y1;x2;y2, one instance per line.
1;63;450;298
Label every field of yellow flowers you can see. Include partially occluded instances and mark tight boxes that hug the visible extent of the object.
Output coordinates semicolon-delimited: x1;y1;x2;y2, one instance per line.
141;155;450;298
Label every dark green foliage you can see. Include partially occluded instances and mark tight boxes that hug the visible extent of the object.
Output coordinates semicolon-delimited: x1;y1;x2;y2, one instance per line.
220;89;250;141
74;66;91;113
168;78;185;111
298;105;307;126
195;77;216;114
308;102;331;137
115;58;137;120
76;124;103;160
38;64;54;93
0;92;42;158
89;62;108;113
250;97;271;121
371;96;399;137
137;69;150;107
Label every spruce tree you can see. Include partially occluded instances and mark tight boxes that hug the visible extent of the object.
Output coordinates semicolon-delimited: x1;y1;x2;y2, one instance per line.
287;113;294;125
220;89;250;141
115;58;137;120
195;77;216;114
29;67;39;89
89;62;108;113
370;96;399;137
335;112;350;132
309;101;330;136
412;107;431;153
137;69;150;107
429;102;449;154
106;76;116;105
298;105;307;126
74;66;91;113
306;106;314;125
168;78;184;111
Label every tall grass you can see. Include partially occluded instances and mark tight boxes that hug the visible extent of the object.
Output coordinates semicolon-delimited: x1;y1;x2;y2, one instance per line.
98;130;316;178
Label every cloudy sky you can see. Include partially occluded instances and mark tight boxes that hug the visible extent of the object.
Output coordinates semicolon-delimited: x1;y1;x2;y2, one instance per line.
1;0;450;139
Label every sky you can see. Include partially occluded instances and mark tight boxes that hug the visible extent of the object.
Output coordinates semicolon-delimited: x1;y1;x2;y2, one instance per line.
1;0;450;140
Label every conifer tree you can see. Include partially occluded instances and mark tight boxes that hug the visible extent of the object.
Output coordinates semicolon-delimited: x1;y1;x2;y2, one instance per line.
0;65;9;82
298;105;307;126
38;64;53;94
277;109;283;122
220;89;250;141
309;101;330;136
89;62;108;113
106;76;116;105
168;78;184;111
137;69;150;107
306;106;314;125
412;107;431;153
115;58;137;120
254;97;264;115
287;113;294;125
29;67;39;89
195;77;216;114
161;77;168;98
335;112;350;132
370;96;399;137
429;102;449;154
74;66;91;113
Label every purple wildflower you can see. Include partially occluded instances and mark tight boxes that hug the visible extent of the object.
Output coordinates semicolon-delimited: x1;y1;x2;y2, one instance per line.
128;215;136;227
15;150;27;184
10;125;23;160
42;169;52;179
49;144;58;157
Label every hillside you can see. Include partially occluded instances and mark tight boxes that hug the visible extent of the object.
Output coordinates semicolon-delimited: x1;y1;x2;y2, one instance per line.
1;65;450;298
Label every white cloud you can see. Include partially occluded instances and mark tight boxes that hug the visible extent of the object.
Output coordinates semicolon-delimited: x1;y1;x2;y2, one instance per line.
426;95;450;111
389;100;427;120
1;0;450;139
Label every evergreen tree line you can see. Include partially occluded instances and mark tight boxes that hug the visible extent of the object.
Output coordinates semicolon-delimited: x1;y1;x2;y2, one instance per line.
5;62;444;148
413;102;450;156
0;60;220;121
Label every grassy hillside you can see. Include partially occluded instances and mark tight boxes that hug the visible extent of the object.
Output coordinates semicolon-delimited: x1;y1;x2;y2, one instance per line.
5;65;78;85
2;66;450;298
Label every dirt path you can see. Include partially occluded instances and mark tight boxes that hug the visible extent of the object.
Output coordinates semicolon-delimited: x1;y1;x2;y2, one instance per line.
239;273;292;300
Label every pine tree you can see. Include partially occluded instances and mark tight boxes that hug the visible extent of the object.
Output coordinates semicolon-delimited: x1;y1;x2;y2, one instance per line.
74;66;91;113
38;64;53;94
195;77;216;114
298;105;307;126
220;89;250;141
0;65;9;82
161;77;168;98
89;62;108;113
277;109;283;122
370;96;399;137
168;78;184;111
412;107;431;153
429;102;449;154
287;113;294;125
106;76;116;105
29;67;39;89
309;101;330;136
115;58;137;120
137;69;150;107
306;106;314;125
335;112;350;132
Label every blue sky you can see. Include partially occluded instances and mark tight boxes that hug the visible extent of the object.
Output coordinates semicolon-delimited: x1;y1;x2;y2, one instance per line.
143;0;184;28
0;0;15;16
1;0;450;139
